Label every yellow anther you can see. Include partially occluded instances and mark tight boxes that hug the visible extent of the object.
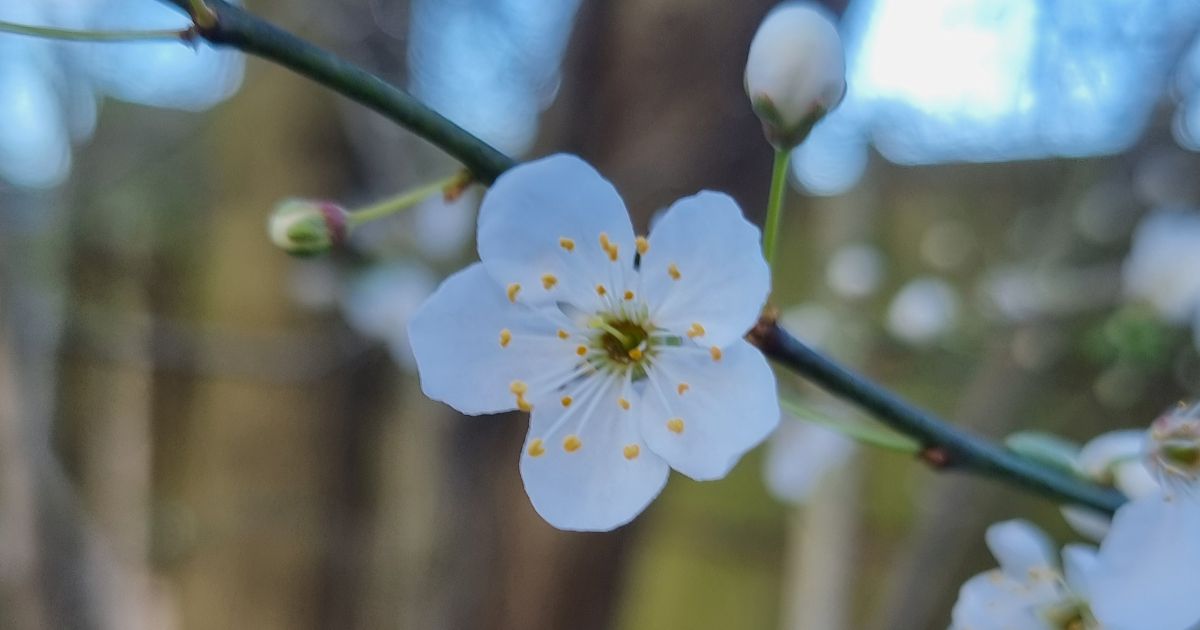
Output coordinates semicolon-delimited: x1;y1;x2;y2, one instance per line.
598;233;620;261
499;329;512;348
667;418;685;434
636;236;649;255
506;283;521;303
596;284;608;296
709;346;722;361
628;348;644;361
559;237;576;252
687;322;706;338
576;345;589;356
541;274;558;290
561;395;573;408
623;290;635;301
677;383;690;395
623;444;641;460
563;435;582;452
517;395;533;412
618;398;631;410
557;329;570;340
510;380;529;395
527;439;546;457
667;263;681;280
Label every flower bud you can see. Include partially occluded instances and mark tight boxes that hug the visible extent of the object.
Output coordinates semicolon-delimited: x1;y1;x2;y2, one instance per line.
268;199;348;257
1147;404;1200;486
745;2;845;149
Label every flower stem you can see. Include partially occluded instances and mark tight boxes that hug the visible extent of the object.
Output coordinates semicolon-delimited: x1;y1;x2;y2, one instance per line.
0;20;189;42
781;398;920;454
346;172;467;229
762;147;791;275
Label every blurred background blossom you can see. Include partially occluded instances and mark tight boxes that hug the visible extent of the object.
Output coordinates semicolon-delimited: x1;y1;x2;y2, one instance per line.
0;0;242;188
4;1;1200;629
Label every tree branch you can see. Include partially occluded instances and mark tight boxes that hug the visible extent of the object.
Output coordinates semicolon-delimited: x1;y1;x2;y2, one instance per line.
159;0;514;183
159;0;1125;514
752;318;1125;513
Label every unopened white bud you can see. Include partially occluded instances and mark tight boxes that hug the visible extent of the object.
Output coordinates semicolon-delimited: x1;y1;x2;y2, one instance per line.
268;199;349;257
744;2;845;149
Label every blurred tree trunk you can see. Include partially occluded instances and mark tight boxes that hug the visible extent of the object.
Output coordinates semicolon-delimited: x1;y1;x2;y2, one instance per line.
866;343;1044;630
0;309;48;630
142;66;351;629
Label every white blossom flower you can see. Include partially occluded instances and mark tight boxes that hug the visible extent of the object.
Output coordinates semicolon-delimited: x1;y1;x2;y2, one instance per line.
1121;210;1200;324
950;520;1100;630
1087;408;1200;630
744;2;845;148
1061;429;1161;541
408;154;779;531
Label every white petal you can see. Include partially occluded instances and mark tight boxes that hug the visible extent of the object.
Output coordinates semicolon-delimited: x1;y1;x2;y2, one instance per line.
638;340;779;480
639;192;770;347
1090;493;1200;630
408;264;581;415
519;375;669;531
950;570;1057;630
476;154;636;311
1114;460;1160;499
985;519;1057;581
1060;544;1099;601
1076;429;1146;482
1060;505;1112;542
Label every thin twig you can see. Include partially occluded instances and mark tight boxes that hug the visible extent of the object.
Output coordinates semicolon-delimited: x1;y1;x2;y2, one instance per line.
752;317;1125;513
158;0;514;184
0;19;190;42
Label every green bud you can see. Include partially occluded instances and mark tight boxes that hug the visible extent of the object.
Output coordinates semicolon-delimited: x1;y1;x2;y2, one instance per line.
268;198;348;257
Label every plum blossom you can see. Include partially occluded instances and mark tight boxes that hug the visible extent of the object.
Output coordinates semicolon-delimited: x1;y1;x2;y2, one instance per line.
950;520;1100;630
408;155;779;531
0;0;242;188
1087;407;1200;630
1061;430;1159;541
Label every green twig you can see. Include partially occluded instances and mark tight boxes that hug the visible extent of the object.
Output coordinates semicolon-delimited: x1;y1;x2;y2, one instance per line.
158;0;514;184
755;320;1126;513
0;19;190;42
347;172;467;228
